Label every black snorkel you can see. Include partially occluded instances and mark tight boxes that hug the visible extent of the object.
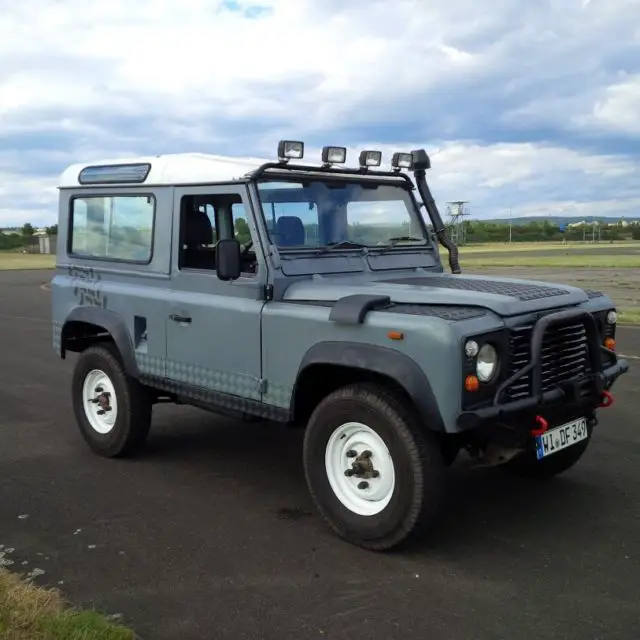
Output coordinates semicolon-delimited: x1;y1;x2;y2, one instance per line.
411;149;461;274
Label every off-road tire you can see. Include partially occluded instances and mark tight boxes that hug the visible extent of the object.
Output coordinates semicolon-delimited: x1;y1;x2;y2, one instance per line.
72;343;152;458
302;382;446;551
502;437;591;479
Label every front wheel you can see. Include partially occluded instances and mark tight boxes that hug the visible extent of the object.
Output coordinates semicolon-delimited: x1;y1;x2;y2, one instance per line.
302;383;446;551
72;343;152;458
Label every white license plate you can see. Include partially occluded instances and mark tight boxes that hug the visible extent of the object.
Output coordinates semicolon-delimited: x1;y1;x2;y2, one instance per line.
535;417;588;460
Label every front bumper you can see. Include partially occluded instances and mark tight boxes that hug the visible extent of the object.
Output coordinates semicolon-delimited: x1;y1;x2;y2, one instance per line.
457;308;629;431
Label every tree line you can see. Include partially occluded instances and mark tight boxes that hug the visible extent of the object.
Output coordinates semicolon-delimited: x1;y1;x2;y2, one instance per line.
3;218;639;254
0;223;58;250
459;219;640;243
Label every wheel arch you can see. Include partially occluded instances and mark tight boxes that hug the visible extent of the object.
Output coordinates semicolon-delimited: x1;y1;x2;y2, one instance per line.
292;341;445;433
61;307;140;378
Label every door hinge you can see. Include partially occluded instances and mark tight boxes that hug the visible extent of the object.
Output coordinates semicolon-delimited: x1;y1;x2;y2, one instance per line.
264;284;273;301
258;378;268;394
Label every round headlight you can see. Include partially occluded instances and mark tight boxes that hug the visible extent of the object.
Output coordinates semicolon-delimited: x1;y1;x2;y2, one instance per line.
476;343;498;382
465;340;479;358
606;310;617;325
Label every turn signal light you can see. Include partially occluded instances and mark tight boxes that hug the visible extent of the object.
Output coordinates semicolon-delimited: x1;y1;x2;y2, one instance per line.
464;375;479;392
604;337;616;351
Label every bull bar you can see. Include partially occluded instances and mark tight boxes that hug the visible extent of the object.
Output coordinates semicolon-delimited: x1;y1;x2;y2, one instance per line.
457;308;629;430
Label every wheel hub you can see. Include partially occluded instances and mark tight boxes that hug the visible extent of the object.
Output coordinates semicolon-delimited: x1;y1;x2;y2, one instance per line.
344;449;380;479
82;369;118;434
325;422;396;516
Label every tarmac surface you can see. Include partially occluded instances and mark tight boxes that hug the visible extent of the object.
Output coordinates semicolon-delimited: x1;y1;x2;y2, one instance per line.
1;270;639;640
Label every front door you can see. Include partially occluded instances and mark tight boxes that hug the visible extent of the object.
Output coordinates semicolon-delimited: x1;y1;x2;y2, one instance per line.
166;184;266;409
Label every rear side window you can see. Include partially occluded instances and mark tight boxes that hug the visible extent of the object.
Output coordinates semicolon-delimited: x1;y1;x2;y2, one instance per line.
69;195;155;263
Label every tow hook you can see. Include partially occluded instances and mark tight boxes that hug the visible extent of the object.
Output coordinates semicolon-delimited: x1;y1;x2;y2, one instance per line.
531;415;549;437
599;390;614;408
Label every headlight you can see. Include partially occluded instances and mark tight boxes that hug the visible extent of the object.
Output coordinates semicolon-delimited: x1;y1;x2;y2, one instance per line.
277;140;304;160
359;150;382;167
464;339;479;357
476;343;498;382
321;146;347;164
606;310;617;325
391;152;413;169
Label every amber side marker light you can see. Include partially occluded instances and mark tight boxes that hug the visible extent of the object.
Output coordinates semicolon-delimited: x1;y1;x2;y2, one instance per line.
464;375;479;392
604;337;616;351
387;330;404;341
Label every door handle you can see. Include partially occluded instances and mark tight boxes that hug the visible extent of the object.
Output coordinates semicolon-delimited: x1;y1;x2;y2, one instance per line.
169;314;192;324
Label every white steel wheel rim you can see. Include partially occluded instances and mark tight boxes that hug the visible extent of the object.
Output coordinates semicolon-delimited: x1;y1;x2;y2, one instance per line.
81;369;118;435
325;421;396;516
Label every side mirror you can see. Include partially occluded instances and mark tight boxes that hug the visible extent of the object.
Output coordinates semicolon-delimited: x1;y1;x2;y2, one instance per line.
215;238;241;281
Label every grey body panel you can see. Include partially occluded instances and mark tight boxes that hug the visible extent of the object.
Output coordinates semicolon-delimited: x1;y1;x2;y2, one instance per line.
165;185;266;401
52;186;174;380
295;341;446;432
279;272;590;318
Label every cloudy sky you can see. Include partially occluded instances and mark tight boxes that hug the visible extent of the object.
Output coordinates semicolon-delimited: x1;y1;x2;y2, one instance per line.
1;0;639;227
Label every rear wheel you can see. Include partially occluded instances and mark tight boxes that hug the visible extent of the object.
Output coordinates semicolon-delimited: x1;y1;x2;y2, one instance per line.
502;437;591;479
302;383;446;551
72;343;152;457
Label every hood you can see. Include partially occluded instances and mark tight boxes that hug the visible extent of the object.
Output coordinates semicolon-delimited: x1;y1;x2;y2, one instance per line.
282;272;592;317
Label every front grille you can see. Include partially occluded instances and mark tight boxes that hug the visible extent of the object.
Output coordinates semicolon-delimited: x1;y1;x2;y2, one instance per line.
506;319;591;401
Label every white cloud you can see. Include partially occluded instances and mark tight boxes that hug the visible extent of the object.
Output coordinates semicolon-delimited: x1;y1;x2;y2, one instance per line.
1;0;639;225
590;75;640;134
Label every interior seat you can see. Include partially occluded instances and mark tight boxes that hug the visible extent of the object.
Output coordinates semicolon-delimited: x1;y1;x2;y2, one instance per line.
183;207;215;269
275;216;305;247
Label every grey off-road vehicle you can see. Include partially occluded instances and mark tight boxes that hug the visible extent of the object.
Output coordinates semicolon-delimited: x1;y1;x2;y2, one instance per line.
52;141;629;551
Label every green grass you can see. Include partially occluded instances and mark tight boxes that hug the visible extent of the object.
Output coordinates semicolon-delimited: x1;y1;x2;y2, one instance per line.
0;253;55;270
460;241;640;253
0;570;135;640
618;307;640;326
460;254;640;268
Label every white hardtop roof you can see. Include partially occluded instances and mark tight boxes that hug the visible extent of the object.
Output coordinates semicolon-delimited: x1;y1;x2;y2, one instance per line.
58;152;277;188
58;152;410;189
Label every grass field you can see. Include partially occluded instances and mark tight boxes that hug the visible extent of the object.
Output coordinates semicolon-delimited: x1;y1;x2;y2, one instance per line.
459;241;640;253
618;308;640;325
0;569;134;639
460;241;640;268
460;254;640;268
0;253;55;270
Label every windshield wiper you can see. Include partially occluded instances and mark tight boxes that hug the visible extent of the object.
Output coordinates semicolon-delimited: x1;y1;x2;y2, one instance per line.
386;236;425;245
315;240;368;254
372;236;428;255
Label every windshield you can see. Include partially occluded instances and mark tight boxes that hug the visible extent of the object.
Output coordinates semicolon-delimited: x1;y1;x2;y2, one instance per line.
255;177;429;251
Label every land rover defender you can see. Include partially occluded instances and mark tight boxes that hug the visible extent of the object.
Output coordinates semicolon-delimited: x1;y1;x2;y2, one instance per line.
51;141;629;550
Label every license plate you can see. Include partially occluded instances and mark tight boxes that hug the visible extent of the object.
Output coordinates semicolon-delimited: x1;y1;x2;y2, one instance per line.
535;417;588;460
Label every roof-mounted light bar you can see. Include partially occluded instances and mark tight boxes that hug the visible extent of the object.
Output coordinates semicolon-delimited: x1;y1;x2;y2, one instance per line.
321;145;347;166
272;140;427;174
78;163;151;185
359;150;382;169
277;140;304;162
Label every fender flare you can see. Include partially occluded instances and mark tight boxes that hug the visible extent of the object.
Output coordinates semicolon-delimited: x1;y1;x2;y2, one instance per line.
62;306;140;378
294;341;445;432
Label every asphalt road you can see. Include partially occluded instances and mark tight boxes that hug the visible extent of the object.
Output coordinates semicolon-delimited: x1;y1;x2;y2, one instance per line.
1;270;639;640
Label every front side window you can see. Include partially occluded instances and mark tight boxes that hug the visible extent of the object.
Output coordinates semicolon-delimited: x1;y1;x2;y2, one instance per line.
177;192;258;275
256;178;428;250
70;195;155;262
